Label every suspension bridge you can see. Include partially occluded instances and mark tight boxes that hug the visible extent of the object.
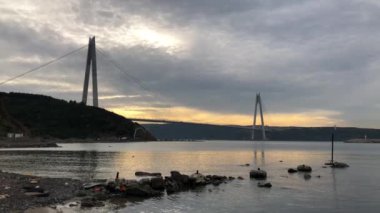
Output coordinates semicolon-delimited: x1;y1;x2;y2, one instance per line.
0;37;267;140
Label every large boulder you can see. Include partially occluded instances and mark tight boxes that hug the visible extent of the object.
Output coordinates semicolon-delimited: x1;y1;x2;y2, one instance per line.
165;177;180;194
124;183;161;197
138;178;151;185
190;173;206;186
250;169;267;180
297;165;312;172
170;171;190;186
151;177;165;190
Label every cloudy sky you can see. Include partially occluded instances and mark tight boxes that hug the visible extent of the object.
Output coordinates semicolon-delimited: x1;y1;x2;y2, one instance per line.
1;0;380;127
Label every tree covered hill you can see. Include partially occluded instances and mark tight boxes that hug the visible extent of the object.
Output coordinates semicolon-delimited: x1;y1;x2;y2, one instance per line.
144;123;379;141
0;92;155;141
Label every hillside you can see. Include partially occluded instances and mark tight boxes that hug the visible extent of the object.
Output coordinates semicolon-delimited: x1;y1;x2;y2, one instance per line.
143;123;379;141
0;92;155;141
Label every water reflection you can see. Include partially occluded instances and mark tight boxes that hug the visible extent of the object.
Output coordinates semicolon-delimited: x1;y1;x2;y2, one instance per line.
77;151;99;180
0;141;380;212
253;141;265;167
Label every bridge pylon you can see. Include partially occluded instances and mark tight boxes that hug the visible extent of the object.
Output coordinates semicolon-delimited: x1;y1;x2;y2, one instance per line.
82;36;98;107
252;93;266;141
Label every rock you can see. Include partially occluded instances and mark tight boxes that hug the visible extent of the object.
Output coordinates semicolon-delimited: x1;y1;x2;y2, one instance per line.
257;182;272;188
23;186;44;193
250;169;267;180
68;202;79;207
83;182;105;190
212;180;223;186
0;194;9;200
304;174;311;180
165;178;180;194
237;176;244;180
297;164;312;172
138;178;151;185
124;183;161;197
135;171;162;177
30;179;39;184
288;168;297;173
170;171;190;185
151;177;165;190
228;176;235;180
24;191;50;197
190;173;206;186
331;162;349;168
240;163;250;167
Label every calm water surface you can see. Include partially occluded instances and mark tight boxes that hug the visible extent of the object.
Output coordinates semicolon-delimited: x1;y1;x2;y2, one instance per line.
1;141;379;213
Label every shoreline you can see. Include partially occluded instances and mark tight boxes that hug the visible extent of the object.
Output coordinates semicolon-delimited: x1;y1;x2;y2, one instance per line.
345;139;380;144
0;170;82;212
0;138;154;149
0;141;59;148
0;169;242;212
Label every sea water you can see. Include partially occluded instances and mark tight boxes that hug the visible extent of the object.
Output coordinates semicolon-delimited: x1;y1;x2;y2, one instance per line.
1;141;379;213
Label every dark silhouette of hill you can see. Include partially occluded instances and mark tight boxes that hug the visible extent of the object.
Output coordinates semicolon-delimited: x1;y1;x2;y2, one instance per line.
0;92;155;141
144;123;379;141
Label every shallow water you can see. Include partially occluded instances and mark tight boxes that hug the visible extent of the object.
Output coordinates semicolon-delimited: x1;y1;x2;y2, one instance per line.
1;141;379;213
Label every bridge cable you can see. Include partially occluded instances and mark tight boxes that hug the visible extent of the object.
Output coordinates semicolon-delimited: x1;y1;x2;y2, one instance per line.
0;45;87;86
95;47;148;91
96;47;173;106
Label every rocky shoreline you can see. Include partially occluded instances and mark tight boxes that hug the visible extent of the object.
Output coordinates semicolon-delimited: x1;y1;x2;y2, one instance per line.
0;170;82;212
0;170;244;212
0;161;345;212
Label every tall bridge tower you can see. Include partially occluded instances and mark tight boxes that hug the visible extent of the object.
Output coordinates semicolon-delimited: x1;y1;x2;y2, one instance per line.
82;36;98;107
252;93;266;141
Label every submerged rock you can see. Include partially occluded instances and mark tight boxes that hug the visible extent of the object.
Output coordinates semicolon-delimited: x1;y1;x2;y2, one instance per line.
304;174;312;180
249;169;267;180
331;162;349;168
257;182;272;188
297;165;312;172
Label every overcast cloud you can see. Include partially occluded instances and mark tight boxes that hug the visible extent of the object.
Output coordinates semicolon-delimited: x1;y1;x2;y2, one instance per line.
1;0;380;127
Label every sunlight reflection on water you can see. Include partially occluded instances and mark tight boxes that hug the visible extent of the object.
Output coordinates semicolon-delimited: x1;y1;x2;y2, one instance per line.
1;141;380;212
